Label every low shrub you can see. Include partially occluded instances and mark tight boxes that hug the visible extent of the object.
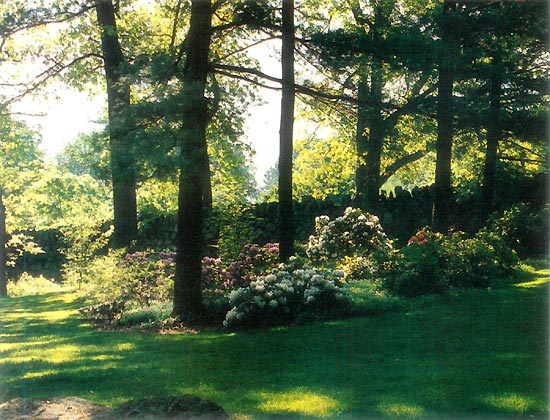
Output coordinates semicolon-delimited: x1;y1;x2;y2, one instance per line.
74;250;174;325
441;231;517;289
381;231;446;297
78;299;126;325
223;265;350;329
380;229;518;297
7;273;63;297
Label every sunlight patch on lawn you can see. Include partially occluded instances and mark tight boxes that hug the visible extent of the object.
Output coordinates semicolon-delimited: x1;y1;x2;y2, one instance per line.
256;388;341;417
376;401;425;418
34;344;82;364
481;393;538;413
22;369;59;379
516;277;549;288
2;344;82;365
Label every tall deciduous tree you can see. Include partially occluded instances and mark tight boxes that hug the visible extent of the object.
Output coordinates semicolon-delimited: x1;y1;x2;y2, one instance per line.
173;0;212;318
278;0;295;262
95;0;138;247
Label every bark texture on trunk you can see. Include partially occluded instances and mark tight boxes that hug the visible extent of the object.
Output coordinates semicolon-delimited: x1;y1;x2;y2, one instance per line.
0;189;7;296
96;0;138;248
481;71;501;221
173;0;212;318
365;66;384;215
355;75;369;210
278;0;295;262
432;2;455;233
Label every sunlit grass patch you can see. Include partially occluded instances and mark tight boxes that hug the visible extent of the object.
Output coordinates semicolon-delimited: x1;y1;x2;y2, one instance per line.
515;265;549;288
516;277;549;288
482;393;538;413
376;401;425;418
256;388;341;417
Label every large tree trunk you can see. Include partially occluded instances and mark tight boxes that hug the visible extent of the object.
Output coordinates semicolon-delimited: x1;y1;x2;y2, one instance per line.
278;0;295;262
365;65;384;215
96;0;138;248
481;70;501;221
0;188;7;296
173;0;212;318
432;2;455;233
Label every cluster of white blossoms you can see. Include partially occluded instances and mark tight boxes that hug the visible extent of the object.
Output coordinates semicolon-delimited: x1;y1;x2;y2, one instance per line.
307;207;392;262
223;266;351;328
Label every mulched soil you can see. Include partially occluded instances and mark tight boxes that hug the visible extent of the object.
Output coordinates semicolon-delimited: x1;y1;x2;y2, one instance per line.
0;395;230;420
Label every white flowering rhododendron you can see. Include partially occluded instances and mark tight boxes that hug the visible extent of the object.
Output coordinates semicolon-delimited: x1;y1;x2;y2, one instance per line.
307;207;392;262
223;266;350;328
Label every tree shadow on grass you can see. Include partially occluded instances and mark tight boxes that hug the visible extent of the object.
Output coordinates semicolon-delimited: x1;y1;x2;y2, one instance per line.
0;277;548;419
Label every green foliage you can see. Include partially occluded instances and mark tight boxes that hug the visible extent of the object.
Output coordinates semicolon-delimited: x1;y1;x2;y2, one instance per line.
74;250;174;325
60;219;113;288
6;233;44;267
292;136;355;199
488;203;549;257
440;232;507;289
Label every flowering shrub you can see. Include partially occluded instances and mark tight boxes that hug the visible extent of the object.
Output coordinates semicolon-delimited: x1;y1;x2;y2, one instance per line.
307;207;392;263
202;243;280;294
380;229;518;297
382;231;445;297
407;230;428;246
223;266;351;328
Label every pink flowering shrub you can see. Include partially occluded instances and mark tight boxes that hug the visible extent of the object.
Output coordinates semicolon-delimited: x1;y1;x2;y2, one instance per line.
202;243;280;295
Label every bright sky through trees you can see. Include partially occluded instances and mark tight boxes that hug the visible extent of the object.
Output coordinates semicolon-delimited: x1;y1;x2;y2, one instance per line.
11;51;283;188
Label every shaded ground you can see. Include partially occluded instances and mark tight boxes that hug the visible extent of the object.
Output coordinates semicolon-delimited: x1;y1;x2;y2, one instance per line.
0;395;229;420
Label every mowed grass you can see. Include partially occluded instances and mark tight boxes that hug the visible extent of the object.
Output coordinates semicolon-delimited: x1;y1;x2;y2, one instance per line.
0;264;548;419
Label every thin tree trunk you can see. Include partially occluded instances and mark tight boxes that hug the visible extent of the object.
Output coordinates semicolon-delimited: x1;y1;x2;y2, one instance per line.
481;70;501;221
173;0;212;318
365;65;384;215
355;74;369;210
95;0;138;248
0;188;7;296
278;0;295;262
432;2;455;233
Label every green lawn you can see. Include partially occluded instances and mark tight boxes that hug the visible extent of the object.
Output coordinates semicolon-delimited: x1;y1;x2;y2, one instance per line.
0;264;548;419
